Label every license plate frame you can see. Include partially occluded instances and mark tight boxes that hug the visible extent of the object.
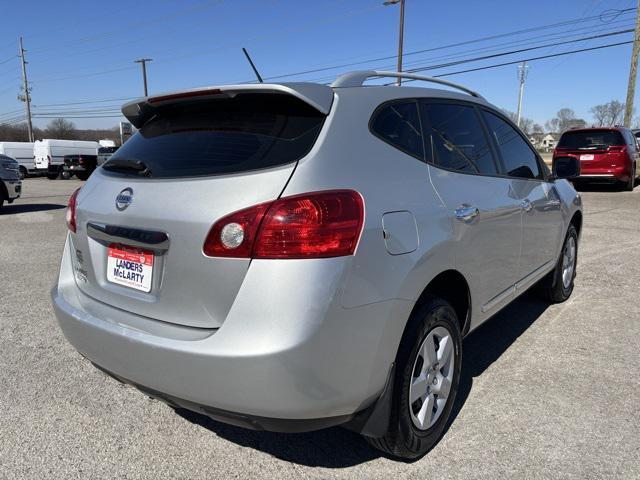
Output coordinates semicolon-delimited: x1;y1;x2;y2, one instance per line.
106;244;154;293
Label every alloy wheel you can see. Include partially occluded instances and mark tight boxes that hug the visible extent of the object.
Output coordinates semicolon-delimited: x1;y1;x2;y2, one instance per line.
409;325;455;430
562;236;576;289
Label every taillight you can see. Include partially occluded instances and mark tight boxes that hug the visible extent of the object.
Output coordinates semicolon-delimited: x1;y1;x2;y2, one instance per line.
203;202;271;258
203;190;364;259
607;145;626;153
66;188;81;233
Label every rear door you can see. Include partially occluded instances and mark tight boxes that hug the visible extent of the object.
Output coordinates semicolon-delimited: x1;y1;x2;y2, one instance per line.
71;91;328;329
419;100;522;322
481;110;564;287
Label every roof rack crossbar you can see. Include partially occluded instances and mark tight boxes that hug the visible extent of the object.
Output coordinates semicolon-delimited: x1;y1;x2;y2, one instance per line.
331;70;484;99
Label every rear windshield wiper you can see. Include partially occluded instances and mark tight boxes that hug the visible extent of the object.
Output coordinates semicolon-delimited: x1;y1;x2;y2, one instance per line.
103;158;153;177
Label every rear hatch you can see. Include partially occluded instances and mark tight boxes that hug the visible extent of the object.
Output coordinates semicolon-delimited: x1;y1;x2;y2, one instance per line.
555;129;626;173
71;86;332;329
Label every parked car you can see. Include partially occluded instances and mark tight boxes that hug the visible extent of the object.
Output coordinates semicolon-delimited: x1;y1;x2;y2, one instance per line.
97;146;118;166
51;71;583;460
554;127;638;190
0;154;22;210
0;142;35;179
63;154;98;181
34;139;100;179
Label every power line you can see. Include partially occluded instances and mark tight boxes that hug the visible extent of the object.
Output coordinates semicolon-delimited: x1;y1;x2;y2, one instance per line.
33;96;135;107
30;65;138;84
0;55;16;66
27;0;225;56
33;114;124;119
258;8;635;82
421;40;634;81
402;29;633;75
306;29;633;85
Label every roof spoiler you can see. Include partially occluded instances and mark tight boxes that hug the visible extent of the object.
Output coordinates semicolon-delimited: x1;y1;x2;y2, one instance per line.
121;82;334;128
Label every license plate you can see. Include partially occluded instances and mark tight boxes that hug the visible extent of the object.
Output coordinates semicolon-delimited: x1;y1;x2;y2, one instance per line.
580;154;594;161
107;244;154;292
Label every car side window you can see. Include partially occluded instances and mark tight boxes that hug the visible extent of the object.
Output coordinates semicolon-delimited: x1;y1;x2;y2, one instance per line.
420;102;498;175
482;110;542;180
370;101;424;160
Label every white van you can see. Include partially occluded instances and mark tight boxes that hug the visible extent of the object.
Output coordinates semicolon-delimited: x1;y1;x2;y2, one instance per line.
34;139;100;179
0;142;35;179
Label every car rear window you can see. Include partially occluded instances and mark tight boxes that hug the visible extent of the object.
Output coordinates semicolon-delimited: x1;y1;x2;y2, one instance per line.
103;93;325;178
98;147;118;154
558;130;624;149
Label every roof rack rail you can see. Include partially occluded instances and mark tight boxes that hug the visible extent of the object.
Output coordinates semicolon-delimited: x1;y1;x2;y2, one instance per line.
331;70;484;99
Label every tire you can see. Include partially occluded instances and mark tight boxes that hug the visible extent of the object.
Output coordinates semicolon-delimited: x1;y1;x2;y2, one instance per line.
365;295;462;460
60;170;72;180
75;171;90;181
624;163;636;191
19;166;27;180
538;224;578;303
46;173;59;180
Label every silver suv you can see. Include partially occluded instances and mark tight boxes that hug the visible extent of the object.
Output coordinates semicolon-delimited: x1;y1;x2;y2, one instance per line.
52;71;582;460
0;155;22;210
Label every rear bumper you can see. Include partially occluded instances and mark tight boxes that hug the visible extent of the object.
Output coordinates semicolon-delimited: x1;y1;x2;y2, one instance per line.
52;236;412;429
578;164;631;182
63;164;87;172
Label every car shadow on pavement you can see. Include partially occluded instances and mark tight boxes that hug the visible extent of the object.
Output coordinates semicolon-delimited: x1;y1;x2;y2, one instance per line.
0;203;66;214
176;291;549;468
176;408;381;467
445;291;550;435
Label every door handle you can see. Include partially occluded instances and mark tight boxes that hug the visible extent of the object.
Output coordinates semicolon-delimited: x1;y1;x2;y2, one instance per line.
521;199;533;212
454;205;479;222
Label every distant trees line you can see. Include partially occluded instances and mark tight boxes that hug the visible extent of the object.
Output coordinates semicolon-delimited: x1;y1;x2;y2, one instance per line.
0;117;120;143
504;99;636;135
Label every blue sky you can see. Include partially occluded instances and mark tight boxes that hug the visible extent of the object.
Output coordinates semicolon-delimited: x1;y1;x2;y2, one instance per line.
0;0;636;129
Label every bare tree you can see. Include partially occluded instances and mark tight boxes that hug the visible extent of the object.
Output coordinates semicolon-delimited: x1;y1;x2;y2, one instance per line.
591;100;625;126
590;104;609;126
607;100;624;126
546;108;586;133
532;123;544;134
501;109;534;134
0;122;43;141
44;118;77;139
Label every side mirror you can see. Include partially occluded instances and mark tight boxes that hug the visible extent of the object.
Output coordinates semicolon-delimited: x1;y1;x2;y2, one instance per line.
553;156;580;180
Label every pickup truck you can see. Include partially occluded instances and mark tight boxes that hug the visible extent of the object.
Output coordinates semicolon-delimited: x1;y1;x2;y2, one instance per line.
63;154;98;181
0;155;22;210
97;146;118;166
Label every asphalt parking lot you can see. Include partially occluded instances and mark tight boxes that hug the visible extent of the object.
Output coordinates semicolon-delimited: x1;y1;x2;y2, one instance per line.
1;177;638;479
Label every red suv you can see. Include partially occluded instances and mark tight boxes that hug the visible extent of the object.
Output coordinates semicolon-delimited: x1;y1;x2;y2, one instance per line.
553;127;638;191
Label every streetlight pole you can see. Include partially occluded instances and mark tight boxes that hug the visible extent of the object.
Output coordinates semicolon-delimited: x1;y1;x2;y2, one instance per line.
134;58;152;96
384;0;405;86
516;61;529;127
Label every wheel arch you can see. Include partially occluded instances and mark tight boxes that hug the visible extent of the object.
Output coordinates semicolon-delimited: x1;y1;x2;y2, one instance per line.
0;180;8;201
569;210;582;238
410;269;472;337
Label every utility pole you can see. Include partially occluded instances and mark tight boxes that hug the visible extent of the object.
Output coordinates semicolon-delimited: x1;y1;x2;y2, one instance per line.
384;0;405;86
134;58;152;96
624;0;640;127
516;61;529;127
18;36;34;142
